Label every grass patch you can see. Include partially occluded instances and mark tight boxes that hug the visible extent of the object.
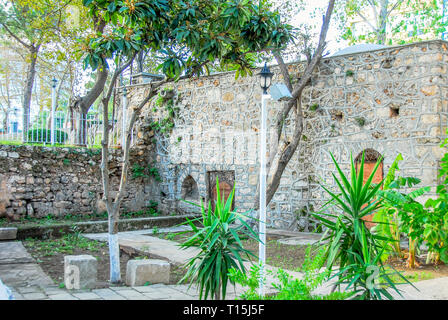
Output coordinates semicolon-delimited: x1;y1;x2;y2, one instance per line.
158;231;316;272
23;233;106;257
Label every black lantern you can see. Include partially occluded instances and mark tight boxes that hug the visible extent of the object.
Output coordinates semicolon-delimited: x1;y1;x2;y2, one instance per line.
258;62;274;94
52;78;58;89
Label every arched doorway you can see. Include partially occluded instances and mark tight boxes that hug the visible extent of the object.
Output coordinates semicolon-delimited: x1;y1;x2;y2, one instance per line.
355;149;383;229
181;175;199;201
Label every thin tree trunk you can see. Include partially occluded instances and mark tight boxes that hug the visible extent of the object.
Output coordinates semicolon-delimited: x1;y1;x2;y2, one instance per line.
2;112;8;133
98;54;160;283
253;0;335;210
377;0;389;44
22;46;39;141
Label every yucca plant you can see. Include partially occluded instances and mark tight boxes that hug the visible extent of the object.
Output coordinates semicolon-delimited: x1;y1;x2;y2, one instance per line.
178;178;259;300
312;152;410;300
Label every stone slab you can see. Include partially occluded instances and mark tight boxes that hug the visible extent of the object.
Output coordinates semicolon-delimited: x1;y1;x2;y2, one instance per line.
64;255;97;289
48;293;78;300
22;292;47;300
0;263;53;287
126;259;170;286
92;288;127;300
0;228;17;241
72;292;101;300
0;241;34;264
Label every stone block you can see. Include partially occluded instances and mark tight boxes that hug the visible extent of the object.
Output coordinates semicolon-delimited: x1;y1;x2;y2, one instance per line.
64;255;97;289
0;228;17;240
126;259;170;287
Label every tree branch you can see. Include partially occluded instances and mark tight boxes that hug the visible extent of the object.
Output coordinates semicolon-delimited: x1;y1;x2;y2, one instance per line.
0;22;32;49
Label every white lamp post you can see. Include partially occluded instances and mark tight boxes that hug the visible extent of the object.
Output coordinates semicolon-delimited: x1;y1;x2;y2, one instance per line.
50;78;57;145
257;62;273;297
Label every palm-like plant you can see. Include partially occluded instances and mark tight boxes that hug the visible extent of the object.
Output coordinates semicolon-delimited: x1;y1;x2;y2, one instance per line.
312;152;409;300
179;178;259;300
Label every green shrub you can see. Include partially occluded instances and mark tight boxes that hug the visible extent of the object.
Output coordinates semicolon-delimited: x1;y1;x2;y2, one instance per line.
178;178;259;300
312;151;410;300
229;246;353;300
27;128;68;144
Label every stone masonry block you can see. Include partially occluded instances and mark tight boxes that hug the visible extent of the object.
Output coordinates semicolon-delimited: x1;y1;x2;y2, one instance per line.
126;259;170;286
0;228;17;240
64;255;97;289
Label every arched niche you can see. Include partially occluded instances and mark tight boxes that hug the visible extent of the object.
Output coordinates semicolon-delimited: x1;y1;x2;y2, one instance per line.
181;175;199;201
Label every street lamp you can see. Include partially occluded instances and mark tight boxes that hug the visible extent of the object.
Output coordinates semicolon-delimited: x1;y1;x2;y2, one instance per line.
51;78;58;145
257;62;273;297
258;62;274;94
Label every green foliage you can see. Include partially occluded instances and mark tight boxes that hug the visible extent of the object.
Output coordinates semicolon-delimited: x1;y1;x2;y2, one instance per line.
178;178;259;300
131;163;161;181
24;233;105;257
309;103;319;111
229;246;353;300
27;129;68;144
81;0;294;79
377;172;431;267
312;152;409;300
345;69;354;77
372;154;404;261
336;0;447;45
354;117;366;127
421;133;448;263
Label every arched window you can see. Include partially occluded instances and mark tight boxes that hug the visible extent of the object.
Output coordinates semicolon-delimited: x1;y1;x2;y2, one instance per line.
355;149;383;229
181;176;199;201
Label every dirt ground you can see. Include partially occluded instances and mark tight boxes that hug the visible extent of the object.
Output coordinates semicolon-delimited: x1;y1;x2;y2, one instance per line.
388;256;448;281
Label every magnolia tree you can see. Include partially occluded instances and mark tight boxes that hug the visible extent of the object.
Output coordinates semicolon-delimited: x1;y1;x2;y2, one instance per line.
80;0;294;284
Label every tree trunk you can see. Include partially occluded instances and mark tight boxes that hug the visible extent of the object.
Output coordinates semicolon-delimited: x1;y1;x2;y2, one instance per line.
252;0;335;211
108;207;121;283
72;66;108;145
98;55;158;283
22;46;39;141
2;112;8;133
377;0;389;44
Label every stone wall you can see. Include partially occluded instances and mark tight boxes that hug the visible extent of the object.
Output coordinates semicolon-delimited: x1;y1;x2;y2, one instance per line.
0;144;159;220
123;40;448;231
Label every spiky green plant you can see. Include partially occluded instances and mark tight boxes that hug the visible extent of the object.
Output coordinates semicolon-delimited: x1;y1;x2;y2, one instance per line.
312;151;410;300
178;178;259;300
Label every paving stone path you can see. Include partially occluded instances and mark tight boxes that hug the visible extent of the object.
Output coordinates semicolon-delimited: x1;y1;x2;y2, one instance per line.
2;228;448;300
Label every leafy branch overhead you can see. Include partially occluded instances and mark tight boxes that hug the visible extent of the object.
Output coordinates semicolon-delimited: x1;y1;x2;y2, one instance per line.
81;0;295;79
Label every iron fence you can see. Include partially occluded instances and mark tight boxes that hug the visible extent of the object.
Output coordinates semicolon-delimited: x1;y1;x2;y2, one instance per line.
0;110;129;148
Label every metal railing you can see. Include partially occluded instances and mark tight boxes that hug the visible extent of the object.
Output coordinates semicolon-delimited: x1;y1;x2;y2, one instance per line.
0;110;126;148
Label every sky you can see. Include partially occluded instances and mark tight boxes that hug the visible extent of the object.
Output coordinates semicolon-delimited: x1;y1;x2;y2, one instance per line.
294;0;349;55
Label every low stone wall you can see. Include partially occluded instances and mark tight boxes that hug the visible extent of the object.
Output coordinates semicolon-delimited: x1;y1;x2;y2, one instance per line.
15;214;200;240
0;144;159;220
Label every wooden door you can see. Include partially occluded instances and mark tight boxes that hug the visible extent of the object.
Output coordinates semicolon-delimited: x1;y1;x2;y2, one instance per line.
212;181;232;207
207;171;235;211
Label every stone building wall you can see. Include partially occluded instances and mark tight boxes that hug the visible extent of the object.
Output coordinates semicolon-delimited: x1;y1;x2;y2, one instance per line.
124;40;448;231
0;144;158;220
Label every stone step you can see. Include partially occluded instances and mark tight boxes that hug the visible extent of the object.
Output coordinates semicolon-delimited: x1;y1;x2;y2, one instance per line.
0;228;17;241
